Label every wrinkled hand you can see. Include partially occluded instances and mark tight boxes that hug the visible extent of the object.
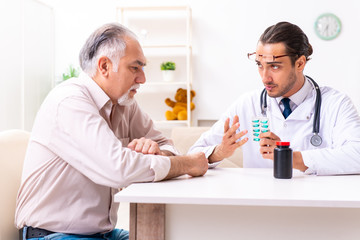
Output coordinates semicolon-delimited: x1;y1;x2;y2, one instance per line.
127;137;161;155
259;131;281;160
185;152;208;177
166;152;208;179
210;115;248;162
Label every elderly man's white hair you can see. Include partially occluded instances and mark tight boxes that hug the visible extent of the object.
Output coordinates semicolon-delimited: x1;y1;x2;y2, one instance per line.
79;23;137;77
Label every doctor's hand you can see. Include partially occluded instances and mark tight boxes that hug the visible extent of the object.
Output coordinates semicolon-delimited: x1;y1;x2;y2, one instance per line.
259;132;308;172
209;115;248;163
259;131;281;160
128;137;161;155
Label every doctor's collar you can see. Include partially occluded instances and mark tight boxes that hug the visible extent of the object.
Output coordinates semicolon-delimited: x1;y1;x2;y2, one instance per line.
275;78;313;107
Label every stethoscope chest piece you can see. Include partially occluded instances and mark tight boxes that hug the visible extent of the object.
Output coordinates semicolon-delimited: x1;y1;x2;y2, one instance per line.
310;133;322;147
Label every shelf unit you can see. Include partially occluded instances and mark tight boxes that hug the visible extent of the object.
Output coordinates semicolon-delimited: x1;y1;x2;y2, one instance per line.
117;6;193;127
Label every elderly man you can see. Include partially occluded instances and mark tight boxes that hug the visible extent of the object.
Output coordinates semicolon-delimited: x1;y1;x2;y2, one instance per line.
15;23;207;240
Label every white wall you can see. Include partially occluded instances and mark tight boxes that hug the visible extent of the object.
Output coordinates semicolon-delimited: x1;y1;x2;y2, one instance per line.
0;0;54;131
23;0;55;130
2;0;359;131
188;0;360;121
0;0;23;130
47;0;360;126
47;0;118;81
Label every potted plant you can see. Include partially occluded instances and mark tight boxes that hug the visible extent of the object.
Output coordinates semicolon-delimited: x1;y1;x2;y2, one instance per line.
161;61;176;82
56;65;80;85
62;65;80;81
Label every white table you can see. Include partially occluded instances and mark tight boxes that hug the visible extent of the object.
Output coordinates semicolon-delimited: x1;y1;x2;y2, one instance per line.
115;168;360;240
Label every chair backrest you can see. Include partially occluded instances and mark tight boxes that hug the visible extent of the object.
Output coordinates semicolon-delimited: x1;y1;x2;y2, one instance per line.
0;129;30;240
170;127;243;168
170;127;211;155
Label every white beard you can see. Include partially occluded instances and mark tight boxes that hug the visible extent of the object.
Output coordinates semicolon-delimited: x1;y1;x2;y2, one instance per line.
117;84;140;106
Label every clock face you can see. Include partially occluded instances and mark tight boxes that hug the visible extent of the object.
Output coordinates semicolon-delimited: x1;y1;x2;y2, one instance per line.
314;13;341;40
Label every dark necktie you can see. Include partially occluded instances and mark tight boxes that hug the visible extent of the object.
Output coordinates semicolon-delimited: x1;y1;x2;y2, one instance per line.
281;98;292;119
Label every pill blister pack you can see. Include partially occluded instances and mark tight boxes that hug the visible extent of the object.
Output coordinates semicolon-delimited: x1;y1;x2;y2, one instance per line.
252;117;269;141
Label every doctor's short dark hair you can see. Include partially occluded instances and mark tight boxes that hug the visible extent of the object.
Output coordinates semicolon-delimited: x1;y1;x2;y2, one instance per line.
259;21;313;65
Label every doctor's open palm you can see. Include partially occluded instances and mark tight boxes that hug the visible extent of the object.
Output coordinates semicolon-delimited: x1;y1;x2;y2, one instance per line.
209;116;248;163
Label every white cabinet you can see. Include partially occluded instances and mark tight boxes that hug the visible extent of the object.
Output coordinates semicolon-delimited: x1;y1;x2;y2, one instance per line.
117;6;193;128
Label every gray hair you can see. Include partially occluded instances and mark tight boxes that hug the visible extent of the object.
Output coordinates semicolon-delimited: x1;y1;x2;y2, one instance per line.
79;23;137;77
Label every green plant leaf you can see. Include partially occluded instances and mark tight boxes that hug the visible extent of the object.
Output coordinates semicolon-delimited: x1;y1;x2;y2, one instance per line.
160;61;176;70
62;65;80;81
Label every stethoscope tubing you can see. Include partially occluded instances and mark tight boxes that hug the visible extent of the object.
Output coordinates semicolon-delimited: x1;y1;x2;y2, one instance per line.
260;75;322;146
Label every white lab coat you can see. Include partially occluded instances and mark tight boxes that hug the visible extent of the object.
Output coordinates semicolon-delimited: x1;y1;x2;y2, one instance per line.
189;79;360;175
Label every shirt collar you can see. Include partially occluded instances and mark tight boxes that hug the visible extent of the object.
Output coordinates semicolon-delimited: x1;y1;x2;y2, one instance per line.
79;72;112;111
276;76;313;107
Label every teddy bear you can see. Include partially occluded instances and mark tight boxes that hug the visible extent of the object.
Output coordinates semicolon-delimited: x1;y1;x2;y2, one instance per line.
165;88;196;120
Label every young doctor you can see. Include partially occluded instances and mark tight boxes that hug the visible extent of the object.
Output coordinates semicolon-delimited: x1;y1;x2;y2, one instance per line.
189;21;360;175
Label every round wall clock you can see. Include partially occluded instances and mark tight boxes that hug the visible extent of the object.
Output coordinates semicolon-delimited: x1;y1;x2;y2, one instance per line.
314;13;341;40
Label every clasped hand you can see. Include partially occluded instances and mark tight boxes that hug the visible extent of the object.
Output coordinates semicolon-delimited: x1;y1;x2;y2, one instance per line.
127;137;161;155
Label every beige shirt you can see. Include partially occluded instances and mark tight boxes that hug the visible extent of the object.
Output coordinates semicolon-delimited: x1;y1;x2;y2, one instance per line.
15;73;175;234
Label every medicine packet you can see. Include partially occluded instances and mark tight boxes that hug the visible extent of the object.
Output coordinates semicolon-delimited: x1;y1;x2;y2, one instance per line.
252;117;269;141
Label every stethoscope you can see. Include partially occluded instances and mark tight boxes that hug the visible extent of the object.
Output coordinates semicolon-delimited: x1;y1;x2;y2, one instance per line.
260;75;322;147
